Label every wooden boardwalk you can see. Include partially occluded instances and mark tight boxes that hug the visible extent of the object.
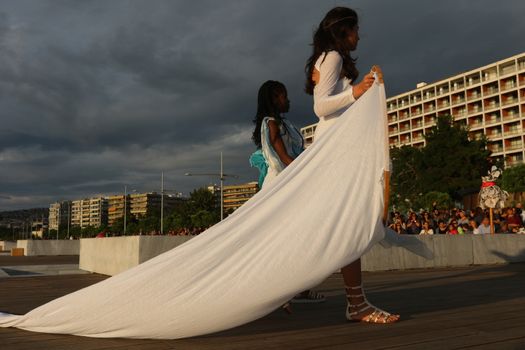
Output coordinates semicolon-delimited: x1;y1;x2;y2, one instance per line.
1;262;524;349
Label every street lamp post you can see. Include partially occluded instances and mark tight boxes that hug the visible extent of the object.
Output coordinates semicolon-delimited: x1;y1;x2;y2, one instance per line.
124;185;127;235
184;152;238;220
161;172;164;235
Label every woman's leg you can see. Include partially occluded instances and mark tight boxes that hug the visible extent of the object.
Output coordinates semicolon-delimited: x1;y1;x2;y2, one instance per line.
342;259;400;323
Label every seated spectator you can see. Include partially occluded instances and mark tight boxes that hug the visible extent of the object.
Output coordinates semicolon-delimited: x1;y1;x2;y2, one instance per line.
390;220;407;235
436;220;448;234
419;221;434;235
469;219;480;235
478;217;492;234
505;208;522;231
405;212;421;234
457;210;469;225
499;222;511;234
460;223;471;234
421;211;435;229
447;223;459;235
473;207;484;225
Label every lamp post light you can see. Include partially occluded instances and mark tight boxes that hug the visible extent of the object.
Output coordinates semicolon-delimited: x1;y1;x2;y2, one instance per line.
184;152;239;221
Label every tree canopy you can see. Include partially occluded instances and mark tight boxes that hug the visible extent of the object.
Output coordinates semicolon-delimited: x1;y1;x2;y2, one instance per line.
500;164;525;193
390;114;492;211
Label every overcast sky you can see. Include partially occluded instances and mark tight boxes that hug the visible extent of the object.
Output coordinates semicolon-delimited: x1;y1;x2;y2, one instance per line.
0;0;524;210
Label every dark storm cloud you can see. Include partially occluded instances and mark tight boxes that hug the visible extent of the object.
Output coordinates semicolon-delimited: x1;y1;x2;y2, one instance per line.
0;0;524;210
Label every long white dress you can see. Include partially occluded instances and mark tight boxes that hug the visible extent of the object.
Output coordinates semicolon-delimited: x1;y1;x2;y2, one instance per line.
0;79;391;340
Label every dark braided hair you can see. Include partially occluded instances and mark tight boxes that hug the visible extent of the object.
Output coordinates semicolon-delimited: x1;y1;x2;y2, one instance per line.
305;7;359;95
252;80;287;148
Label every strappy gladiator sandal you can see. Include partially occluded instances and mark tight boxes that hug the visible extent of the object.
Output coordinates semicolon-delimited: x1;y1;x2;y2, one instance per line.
345;284;399;324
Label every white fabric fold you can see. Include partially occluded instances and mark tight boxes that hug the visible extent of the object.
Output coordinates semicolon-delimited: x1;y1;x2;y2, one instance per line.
1;81;390;339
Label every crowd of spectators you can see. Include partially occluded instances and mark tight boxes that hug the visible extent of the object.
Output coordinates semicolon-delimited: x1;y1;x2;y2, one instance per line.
388;203;525;235
167;227;208;236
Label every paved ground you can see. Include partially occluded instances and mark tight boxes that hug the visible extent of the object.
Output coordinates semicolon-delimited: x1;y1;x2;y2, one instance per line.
0;256;524;349
0;255;85;278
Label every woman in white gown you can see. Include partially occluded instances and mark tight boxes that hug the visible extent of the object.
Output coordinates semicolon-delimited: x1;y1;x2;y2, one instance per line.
0;7;399;339
305;6;399;323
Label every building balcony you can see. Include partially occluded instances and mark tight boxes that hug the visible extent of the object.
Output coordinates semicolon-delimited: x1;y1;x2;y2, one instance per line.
503;113;522;122
500;66;517;76
485;119;501;126
506;159;524;167
467;94;482;101
501;83;517;92
484;88;499;96
468;108;482;115
501;99;518;107
487;132;503;139
504;129;522;136
452;98;466;105
469;122;483;128
506;144;524;151
484;103;500;111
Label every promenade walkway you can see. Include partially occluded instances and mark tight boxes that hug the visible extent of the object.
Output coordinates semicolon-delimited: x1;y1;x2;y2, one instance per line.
0;256;524;349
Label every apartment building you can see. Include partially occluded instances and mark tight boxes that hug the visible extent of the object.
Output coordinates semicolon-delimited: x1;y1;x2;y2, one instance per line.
107;195;130;227
222;182;259;212
48;201;71;231
71;197;108;228
301;53;525;167
129;192;184;218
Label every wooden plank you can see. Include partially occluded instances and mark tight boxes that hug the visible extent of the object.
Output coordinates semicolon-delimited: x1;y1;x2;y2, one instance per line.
0;264;524;349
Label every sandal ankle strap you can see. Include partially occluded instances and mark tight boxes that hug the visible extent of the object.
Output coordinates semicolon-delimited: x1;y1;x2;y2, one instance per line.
344;284;363;290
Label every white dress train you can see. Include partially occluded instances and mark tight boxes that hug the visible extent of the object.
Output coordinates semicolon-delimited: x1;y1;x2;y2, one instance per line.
0;81;391;339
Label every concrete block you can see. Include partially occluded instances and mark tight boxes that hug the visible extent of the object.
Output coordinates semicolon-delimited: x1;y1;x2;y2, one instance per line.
432;234;473;267
80;236;140;276
138;236;193;263
0;241;17;251
17;240;80;256
473;234;525;264
80;236;194;276
400;235;435;269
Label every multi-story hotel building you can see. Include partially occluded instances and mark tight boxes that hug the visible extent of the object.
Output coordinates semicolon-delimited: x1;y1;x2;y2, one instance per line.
48;201;71;231
223;182;259;212
301;53;525;167
71;197;108;228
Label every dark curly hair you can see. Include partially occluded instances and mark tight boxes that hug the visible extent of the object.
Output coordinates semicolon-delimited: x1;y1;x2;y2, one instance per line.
252;80;287;148
305;7;359;95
